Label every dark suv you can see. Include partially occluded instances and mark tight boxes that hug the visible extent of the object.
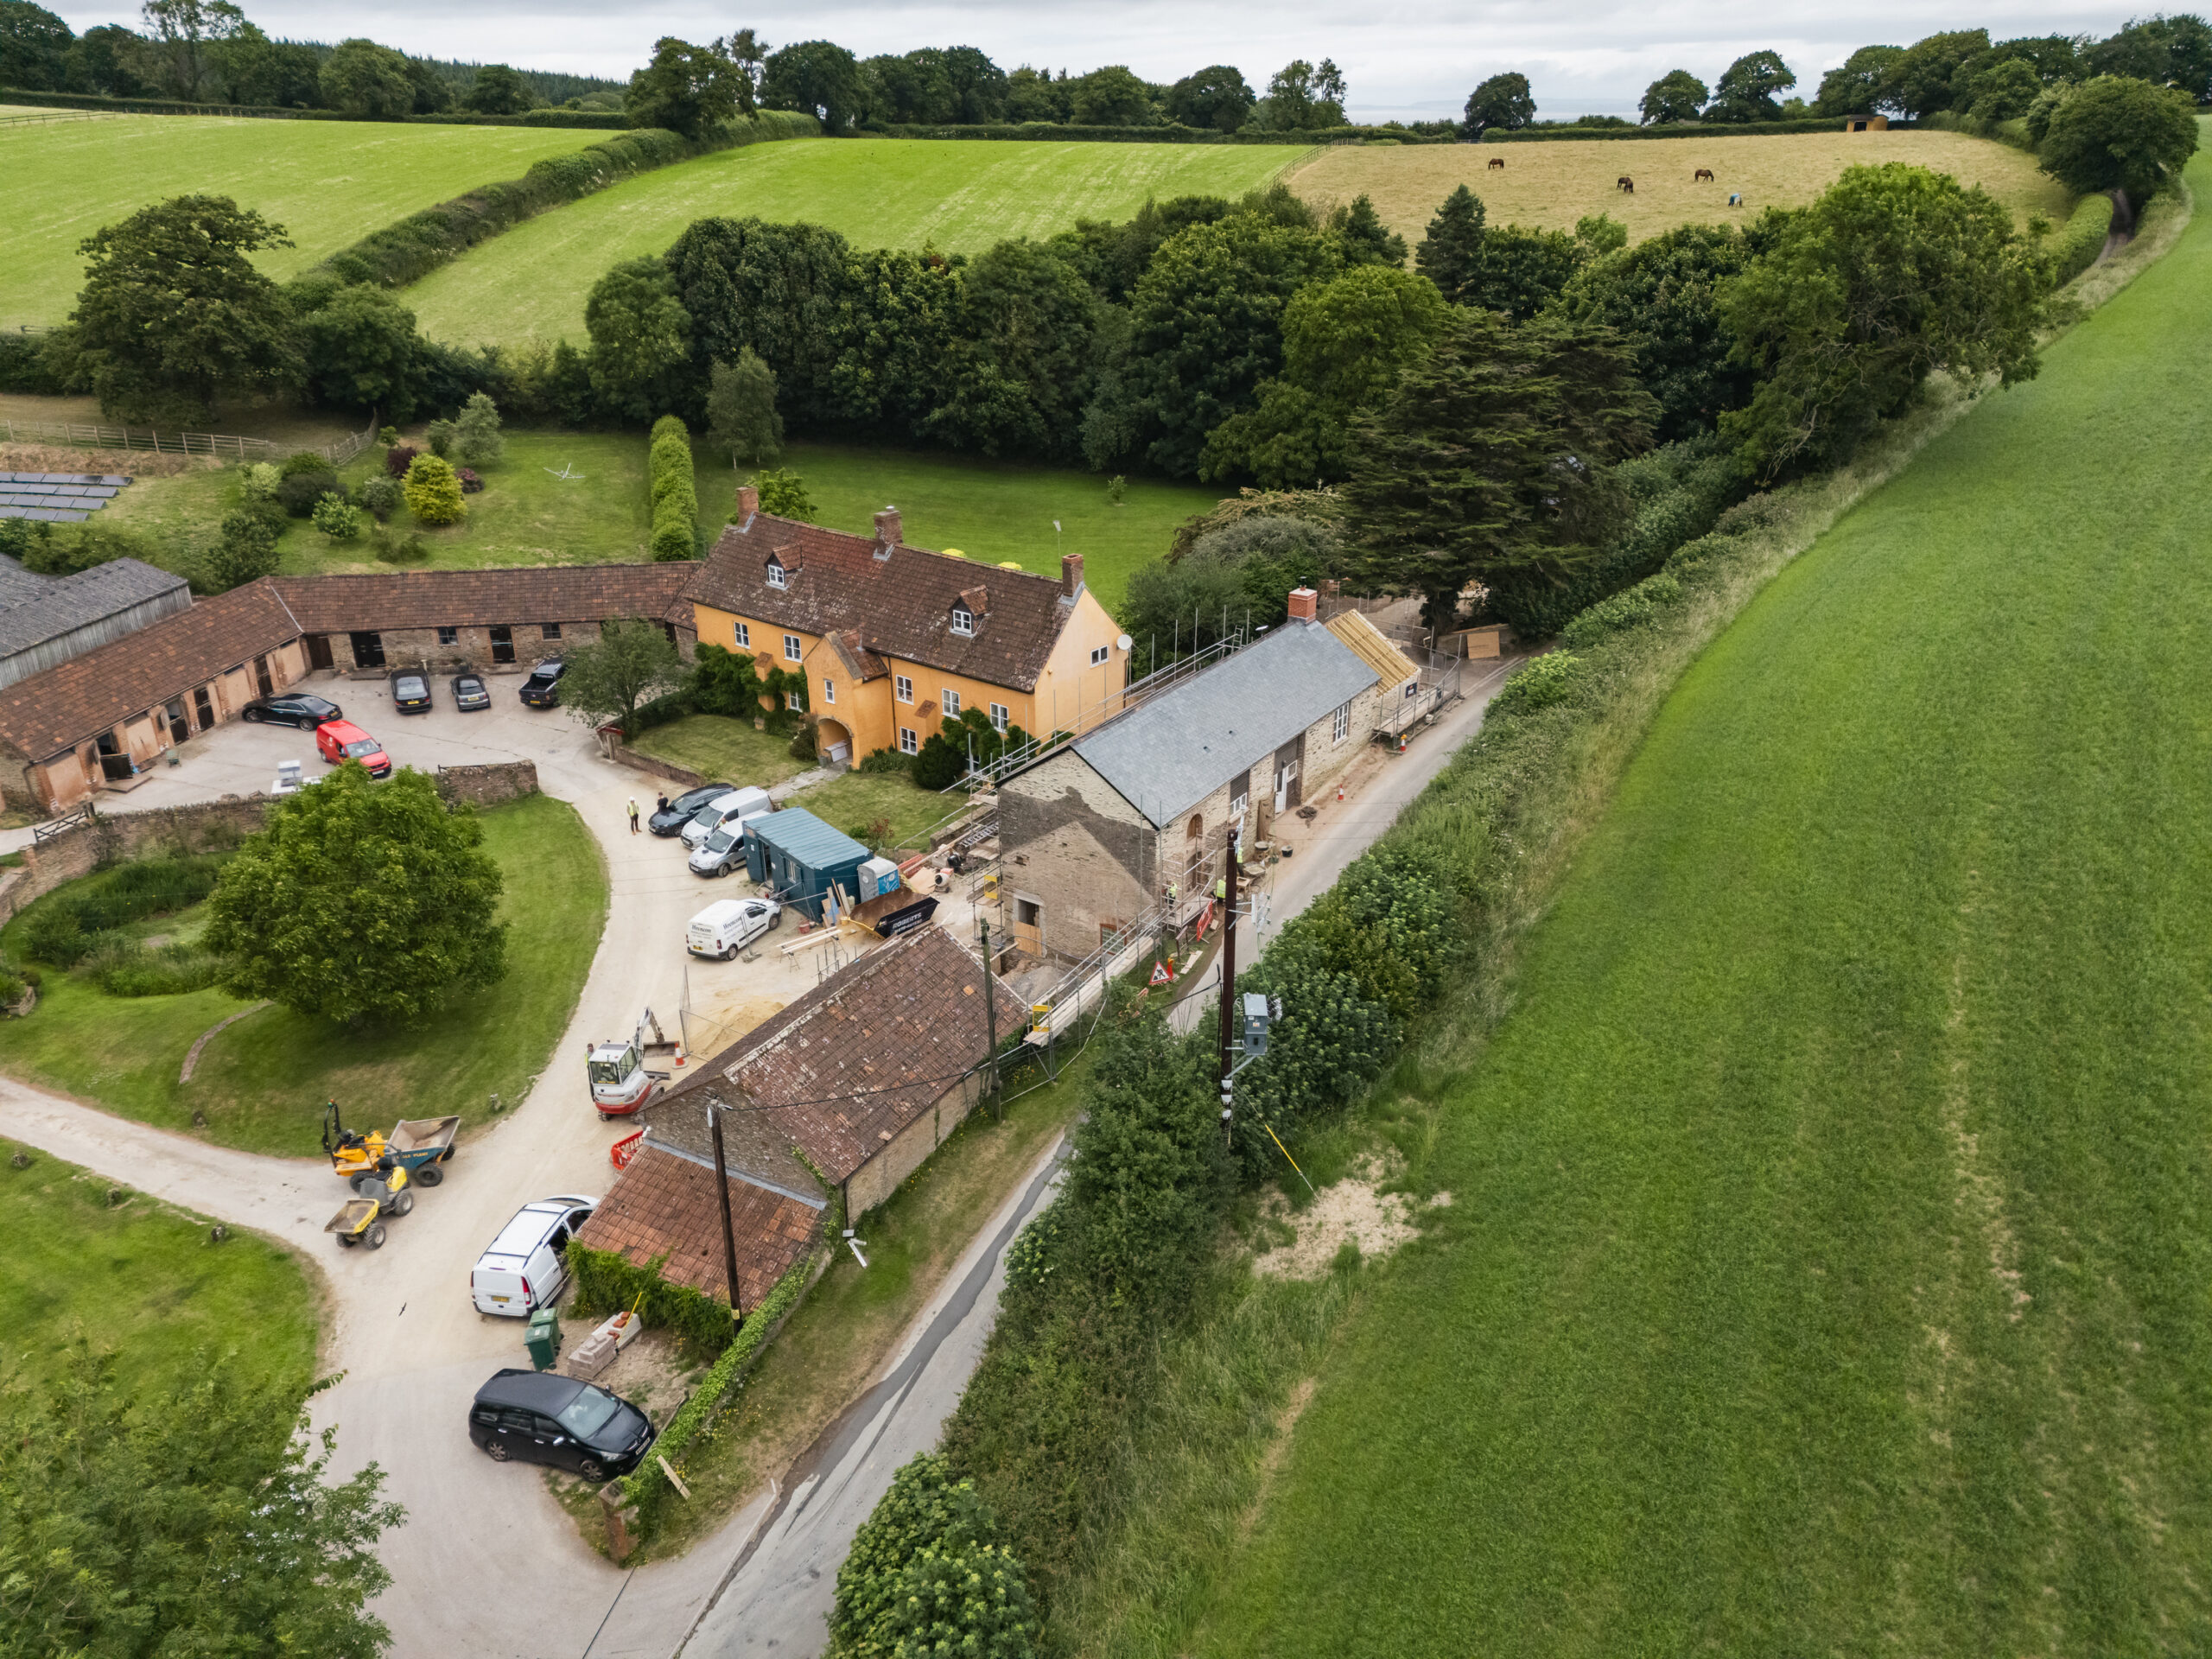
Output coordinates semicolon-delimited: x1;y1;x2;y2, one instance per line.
468;1369;654;1482
518;660;564;708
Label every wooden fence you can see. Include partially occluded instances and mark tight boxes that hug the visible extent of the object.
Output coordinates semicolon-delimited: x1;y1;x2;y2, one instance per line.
0;413;377;467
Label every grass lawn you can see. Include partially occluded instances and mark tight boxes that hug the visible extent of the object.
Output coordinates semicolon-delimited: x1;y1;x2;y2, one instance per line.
783;767;957;853
708;439;1221;616
627;715;809;791
0;116;601;329
0;1146;321;1398
0;793;605;1157
403;138;1307;346
1191;144;2212;1658
1290;128;2074;253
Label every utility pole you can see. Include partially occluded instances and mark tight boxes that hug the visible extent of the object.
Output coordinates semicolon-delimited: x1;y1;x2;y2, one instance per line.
1216;823;1239;1152
709;1100;744;1332
980;918;1000;1122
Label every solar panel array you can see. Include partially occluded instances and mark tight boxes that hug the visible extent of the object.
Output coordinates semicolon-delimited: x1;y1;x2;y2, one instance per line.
0;472;133;524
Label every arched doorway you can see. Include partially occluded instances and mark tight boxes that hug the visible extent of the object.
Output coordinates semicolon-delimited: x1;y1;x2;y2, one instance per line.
817;717;855;770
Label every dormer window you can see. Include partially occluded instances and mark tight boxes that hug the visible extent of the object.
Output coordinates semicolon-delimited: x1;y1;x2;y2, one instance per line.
765;560;786;590
950;604;975;637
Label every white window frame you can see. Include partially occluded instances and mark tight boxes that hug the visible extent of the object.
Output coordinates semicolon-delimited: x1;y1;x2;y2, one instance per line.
734;621;750;648
1230;791;1248;821
822;677;836;705
942;688;961;718
783;633;802;663
1332;702;1350;744
989;702;1009;734
766;562;786;590
899;726;918;755
895;675;912;703
950;605;975;637
1090;644;1109;666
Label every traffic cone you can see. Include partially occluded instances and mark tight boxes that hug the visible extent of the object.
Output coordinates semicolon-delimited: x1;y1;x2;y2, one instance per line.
673;1042;687;1067
1337;781;1344;803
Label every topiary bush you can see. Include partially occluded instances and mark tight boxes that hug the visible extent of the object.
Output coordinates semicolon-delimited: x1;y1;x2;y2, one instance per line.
649;413;698;562
453;391;505;468
404;454;467;525
205;512;280;591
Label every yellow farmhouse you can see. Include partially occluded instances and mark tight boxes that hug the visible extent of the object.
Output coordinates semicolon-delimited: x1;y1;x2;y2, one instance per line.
685;488;1130;767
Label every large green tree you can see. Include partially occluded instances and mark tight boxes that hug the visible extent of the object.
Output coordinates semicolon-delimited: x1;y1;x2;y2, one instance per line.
1886;29;1993;116
625;35;738;138
664;216;854;423
1068;63;1154;125
1254;58;1345;130
1640;68;1707;124
1341;309;1656;633
1414;184;1486;302
2087;13;2212;99
289;275;426;417
318;37;412;118
707;347;782;466
2040;73;2202;228
0;1341;403;1659
0;0;72;91
1719;162;2049;479
465;62;532;113
926;239;1101;460
760;37;865;130
1165;63;1255;131
1461;71;1535;136
560;617;687;738
1812;44;1904;116
828;246;959;437
205;764;507;1025
138;0;241;99
1461;224;1585;320
70;194;300;423
1553;222;1755;442
583;255;693;423
1704;49;1796;122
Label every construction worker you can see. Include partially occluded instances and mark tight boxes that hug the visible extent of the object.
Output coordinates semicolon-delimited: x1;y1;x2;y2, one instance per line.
1166;878;1179;909
626;798;639;834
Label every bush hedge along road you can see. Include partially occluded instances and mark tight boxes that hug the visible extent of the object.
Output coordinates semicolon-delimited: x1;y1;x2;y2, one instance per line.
1191;144;2212;1659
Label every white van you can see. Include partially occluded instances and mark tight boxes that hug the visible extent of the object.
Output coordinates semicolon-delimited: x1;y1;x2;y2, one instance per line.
680;785;772;849
469;1196;595;1317
687;896;783;958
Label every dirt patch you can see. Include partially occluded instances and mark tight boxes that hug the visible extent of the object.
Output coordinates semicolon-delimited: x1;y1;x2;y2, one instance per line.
0;443;219;478
1238;1376;1319;1541
1251;1152;1441;1280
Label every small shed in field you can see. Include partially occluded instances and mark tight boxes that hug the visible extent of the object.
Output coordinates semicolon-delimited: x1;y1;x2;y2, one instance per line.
1843;113;1890;132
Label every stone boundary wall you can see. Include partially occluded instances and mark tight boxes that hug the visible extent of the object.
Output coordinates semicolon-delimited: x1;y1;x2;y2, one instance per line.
0;797;269;927
435;760;539;808
607;742;705;790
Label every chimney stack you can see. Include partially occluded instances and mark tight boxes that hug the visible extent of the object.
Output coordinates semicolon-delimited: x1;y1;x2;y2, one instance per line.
734;483;759;520
874;505;902;547
1287;586;1319;622
1061;551;1084;599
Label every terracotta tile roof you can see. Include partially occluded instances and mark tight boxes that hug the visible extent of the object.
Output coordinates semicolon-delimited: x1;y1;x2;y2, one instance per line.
684;515;1080;692
660;925;1014;1186
572;1143;821;1307
272;564;694;633
0;578;300;760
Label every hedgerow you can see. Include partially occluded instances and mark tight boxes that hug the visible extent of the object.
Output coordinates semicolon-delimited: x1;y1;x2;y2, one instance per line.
830;1453;1038;1659
2050;192;2117;287
648;415;698;561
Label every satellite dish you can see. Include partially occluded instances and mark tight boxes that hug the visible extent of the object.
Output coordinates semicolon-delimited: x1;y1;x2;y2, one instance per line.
1116;634;1133;652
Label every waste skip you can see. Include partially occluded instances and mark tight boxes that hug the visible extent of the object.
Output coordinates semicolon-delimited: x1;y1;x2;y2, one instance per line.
525;1305;563;1371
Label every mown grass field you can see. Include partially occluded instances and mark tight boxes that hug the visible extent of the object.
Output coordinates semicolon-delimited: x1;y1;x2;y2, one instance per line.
403;137;1306;346
0;793;604;1156
0;115;602;327
0;1147;321;1397
1191;149;2212;1657
1290;128;2074;251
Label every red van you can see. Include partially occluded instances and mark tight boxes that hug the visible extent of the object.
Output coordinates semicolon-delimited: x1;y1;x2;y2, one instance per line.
315;720;391;779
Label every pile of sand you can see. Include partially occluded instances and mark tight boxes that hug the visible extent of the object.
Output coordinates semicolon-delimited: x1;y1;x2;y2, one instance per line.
1251;1151;1449;1280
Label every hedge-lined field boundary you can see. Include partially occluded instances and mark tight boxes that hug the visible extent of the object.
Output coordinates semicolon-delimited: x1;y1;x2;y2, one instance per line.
308;111;817;291
0;86;631;125
861;120;1440;145
1481;115;1920;142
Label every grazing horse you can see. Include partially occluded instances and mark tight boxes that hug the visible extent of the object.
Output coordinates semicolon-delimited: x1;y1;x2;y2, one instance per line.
1487;156;1505;169
1694;167;1715;182
1617;175;1634;193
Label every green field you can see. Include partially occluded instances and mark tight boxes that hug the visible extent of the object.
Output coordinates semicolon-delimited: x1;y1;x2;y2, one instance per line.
0;1147;321;1398
0;115;601;328
0;793;605;1155
402;137;1306;346
1194;154;2212;1655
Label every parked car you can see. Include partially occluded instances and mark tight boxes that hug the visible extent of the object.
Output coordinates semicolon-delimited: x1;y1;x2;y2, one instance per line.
649;782;736;837
469;1196;594;1317
451;673;490;712
680;786;773;850
689;823;754;879
242;691;342;729
468;1369;655;1482
315;720;391;779
688;896;781;957
518;660;565;708
389;669;432;715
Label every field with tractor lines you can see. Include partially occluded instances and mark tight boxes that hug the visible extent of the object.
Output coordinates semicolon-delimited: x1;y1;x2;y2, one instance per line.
0;114;603;328
1188;144;2212;1659
1289;128;2074;250
401;136;1306;346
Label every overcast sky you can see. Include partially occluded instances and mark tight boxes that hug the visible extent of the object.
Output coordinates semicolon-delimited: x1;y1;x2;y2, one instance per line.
54;2;2146;117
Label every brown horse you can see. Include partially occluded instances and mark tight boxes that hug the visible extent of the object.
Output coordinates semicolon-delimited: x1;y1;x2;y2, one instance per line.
1487;156;1505;169
1694;167;1715;182
1617;175;1635;193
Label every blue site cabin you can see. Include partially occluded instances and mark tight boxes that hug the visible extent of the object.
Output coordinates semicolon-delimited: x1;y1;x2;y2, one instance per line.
743;808;872;922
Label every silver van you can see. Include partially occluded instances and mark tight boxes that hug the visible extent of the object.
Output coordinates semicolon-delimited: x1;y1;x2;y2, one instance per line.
469;1196;594;1317
680;785;772;850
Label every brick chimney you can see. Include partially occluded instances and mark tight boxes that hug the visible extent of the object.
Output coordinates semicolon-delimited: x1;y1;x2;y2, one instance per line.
734;483;759;520
874;505;902;547
1061;551;1084;599
1287;586;1319;622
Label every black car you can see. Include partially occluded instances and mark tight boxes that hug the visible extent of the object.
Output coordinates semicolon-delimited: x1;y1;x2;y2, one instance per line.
468;1369;654;1483
241;691;342;730
389;669;432;715
451;673;490;712
649;781;737;836
518;660;564;708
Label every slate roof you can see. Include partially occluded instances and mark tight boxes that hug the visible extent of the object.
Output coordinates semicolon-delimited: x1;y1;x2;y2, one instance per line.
685;514;1079;692
571;1143;821;1306
660;925;1013;1186
0;556;54;607
1039;621;1380;829
0;557;189;661
271;564;693;633
0;578;301;760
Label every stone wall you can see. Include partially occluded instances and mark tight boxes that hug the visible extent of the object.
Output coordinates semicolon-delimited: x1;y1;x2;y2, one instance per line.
607;742;704;789
844;1072;988;1218
435;760;540;808
0;797;270;927
998;748;1157;960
